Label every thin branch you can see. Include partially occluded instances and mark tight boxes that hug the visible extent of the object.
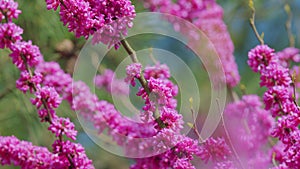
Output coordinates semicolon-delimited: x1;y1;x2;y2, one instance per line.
120;39;151;94
249;0;264;45
120;38;166;128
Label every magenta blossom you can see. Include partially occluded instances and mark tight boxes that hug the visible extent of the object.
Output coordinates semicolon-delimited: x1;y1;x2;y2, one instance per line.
9;40;43;71
248;44;276;72
0;0;21;21
49;117;77;140
16;70;42;93
125;63;142;87
0;23;23;48
31;86;62;109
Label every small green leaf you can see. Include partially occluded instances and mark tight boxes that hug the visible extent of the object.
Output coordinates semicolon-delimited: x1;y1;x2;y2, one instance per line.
261;32;265;39
187;122;194;129
284;4;291;13
189;97;193;109
248;0;255;10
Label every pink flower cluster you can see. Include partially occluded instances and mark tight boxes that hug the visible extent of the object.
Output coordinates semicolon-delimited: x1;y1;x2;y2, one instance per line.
125;63;233;168
277;47;300;88
197;137;232;163
46;0;135;49
125;63;142;86
0;1;94;168
30;0;238;161
94;69;129;95
135;63;180;128
0;136;94;168
143;0;240;87
225;95;274;168
130;135;200;169
248;44;300;168
0;136;66;168
0;0;20;21
16;71;42;93
276;47;300;67
34;56;234;168
0;22;23;48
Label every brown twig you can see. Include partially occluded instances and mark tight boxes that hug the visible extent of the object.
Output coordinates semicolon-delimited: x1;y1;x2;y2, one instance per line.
249;0;264;45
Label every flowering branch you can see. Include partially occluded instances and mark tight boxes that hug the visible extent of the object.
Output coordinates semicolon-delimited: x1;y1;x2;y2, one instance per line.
120;38;166;128
45;0;242;168
0;1;93;168
248;43;300;168
143;0;240;87
120;39;150;94
249;0;264;45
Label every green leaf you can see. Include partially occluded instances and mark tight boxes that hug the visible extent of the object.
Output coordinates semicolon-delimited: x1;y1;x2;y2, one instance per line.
248;0;255;11
187;122;194;129
284;4;291;13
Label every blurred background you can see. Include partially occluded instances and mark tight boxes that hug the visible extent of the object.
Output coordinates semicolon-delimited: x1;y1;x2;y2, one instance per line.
0;0;299;168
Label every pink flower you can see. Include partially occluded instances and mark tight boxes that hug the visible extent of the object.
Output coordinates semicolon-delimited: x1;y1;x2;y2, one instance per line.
260;63;292;88
0;0;21;21
43;70;72;94
16;71;42;93
125;63;142;87
47;0;135;47
197;137;231;163
143;0;240;87
94;69;129;95
38;108;56;121
52;140;94;168
263;86;294;116
89;0;136;48
58;0;102;39
31;86;62;109
225;95;274;151
9;41;43;71
144;63;171;80
87;0;136;25
279;130;300;168
0;23;23;48
0;136;68;168
91;16;134;49
49;117;77;140
36;61;62;75
276;47;300;67
248;44;276;73
214;161;237;169
160;107;183;132
45;0;60;10
271;115;299;144
130;135;199;169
